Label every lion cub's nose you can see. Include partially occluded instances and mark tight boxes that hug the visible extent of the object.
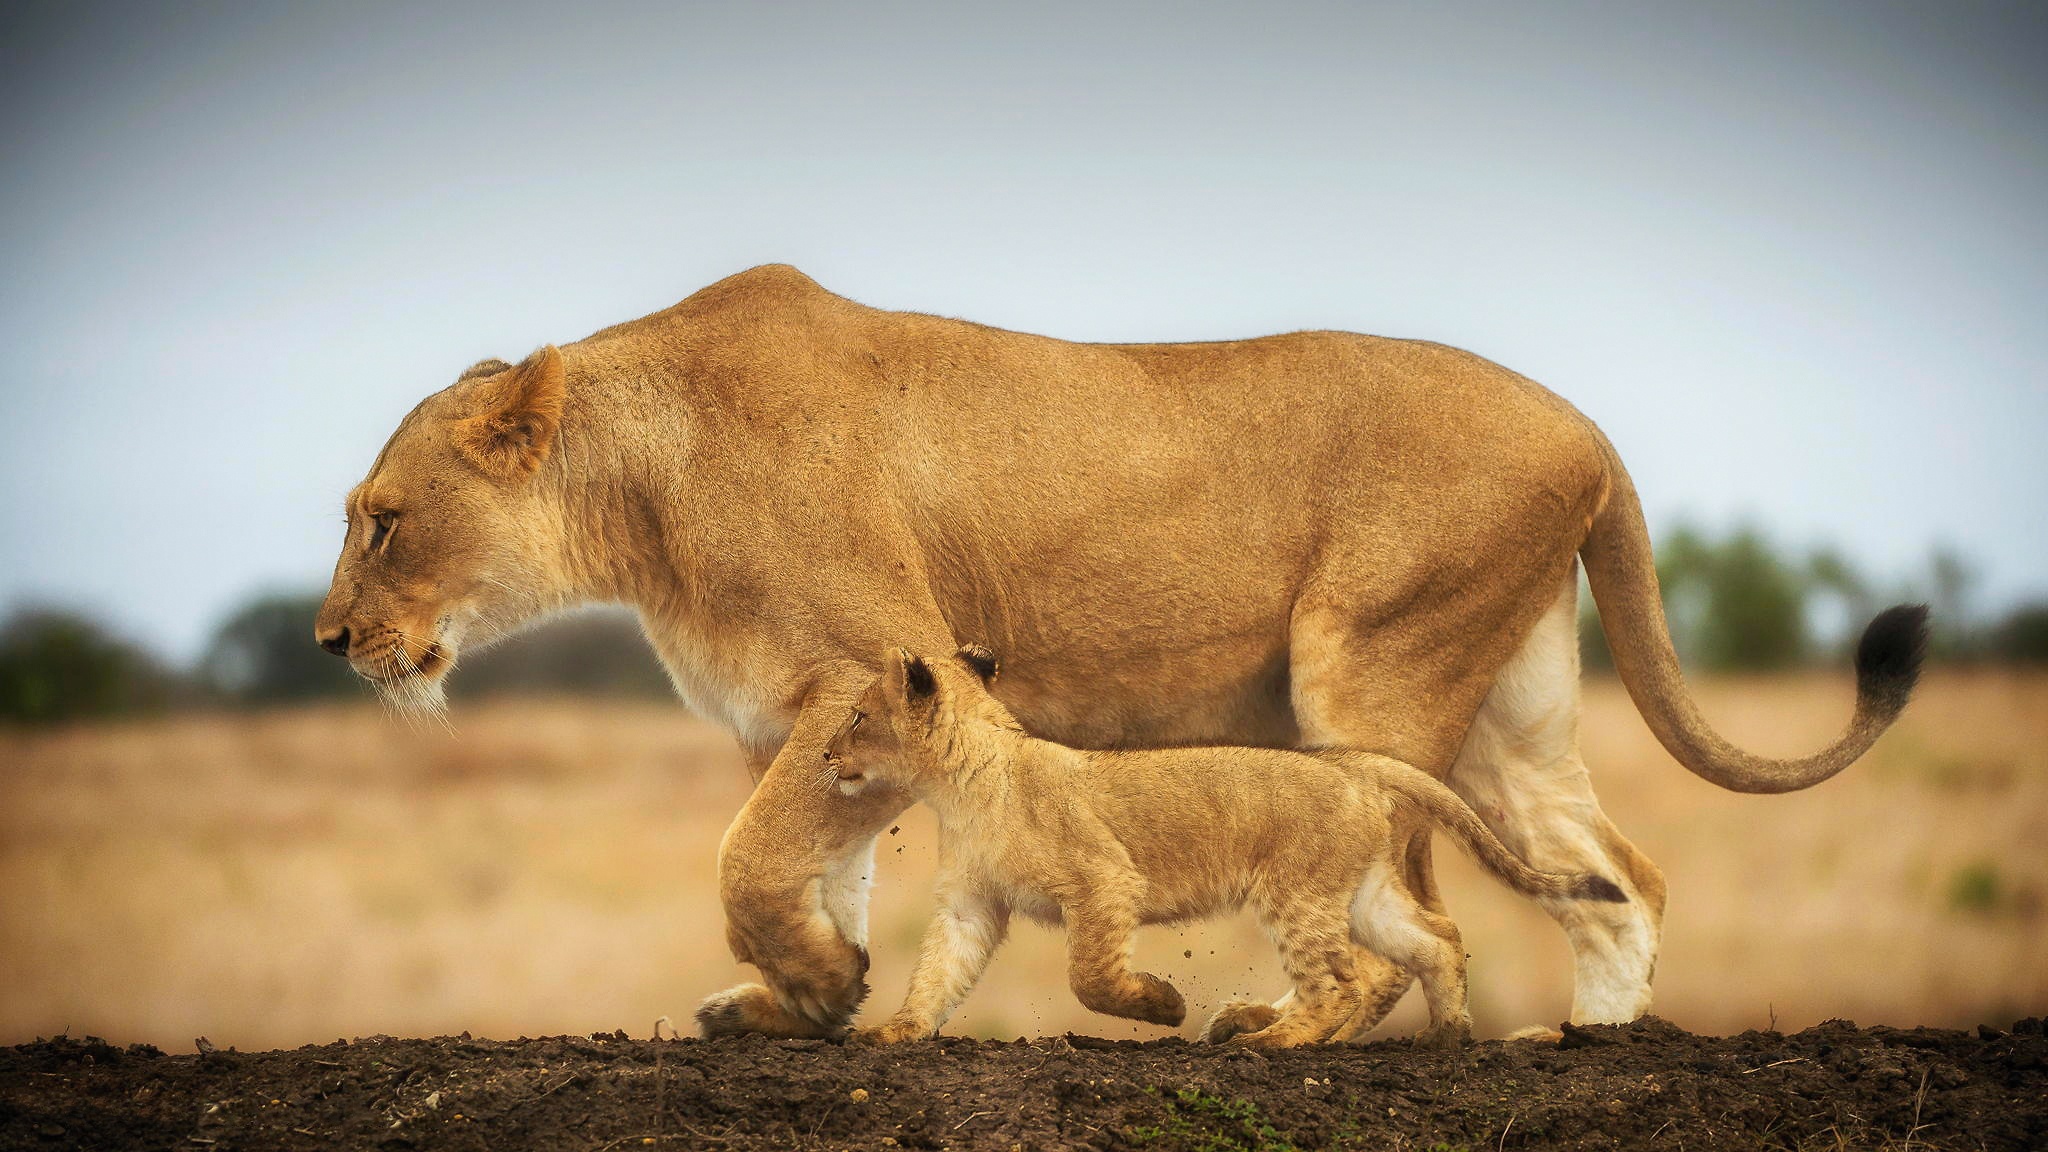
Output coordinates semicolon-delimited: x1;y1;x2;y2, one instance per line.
316;625;352;657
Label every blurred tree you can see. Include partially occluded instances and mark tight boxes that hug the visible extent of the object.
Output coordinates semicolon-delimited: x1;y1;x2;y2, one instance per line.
201;593;363;704
453;608;673;699
0;609;183;724
1695;526;1809;670
199;593;674;704
1581;522;1844;675
1807;545;1873;623
1988;602;2048;664
1652;523;1714;667
1927;546;1977;659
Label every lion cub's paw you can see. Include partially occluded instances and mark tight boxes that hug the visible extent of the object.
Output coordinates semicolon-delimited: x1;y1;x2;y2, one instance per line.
1225;1025;1311;1050
1131;973;1186;1027
1502;1024;1563;1044
852;1021;932;1045
1202;1000;1281;1044
1416;1020;1471;1051
695;983;778;1037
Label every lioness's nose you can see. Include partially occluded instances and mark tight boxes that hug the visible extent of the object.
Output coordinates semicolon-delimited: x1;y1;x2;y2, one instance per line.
316;625;351;657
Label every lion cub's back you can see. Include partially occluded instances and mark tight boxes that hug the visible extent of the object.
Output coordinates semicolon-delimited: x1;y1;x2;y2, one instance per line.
1084;744;1392;872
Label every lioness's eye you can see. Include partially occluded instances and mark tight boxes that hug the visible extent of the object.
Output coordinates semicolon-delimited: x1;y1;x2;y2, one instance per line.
368;511;396;552
849;710;866;734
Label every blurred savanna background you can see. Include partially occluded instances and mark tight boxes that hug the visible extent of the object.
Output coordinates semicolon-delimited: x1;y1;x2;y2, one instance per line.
2;2;2044;1054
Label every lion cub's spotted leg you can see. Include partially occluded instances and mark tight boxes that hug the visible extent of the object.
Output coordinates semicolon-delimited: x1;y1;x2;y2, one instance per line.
1349;862;1472;1048
1326;832;1438;1043
1200;997;1283;1045
1063;897;1186;1027
1227;898;1365;1049
862;879;1010;1043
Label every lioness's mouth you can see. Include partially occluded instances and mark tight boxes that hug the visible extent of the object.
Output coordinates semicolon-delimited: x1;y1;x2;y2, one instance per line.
355;638;450;682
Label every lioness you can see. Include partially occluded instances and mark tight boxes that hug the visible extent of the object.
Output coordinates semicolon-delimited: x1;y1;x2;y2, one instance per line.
315;265;1926;1040
838;645;1627;1049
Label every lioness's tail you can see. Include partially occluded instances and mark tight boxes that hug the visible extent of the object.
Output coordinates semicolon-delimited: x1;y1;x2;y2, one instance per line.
1382;766;1627;904
1580;432;1929;794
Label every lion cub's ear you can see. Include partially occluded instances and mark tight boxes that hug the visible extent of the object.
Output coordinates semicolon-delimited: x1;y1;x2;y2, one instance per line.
903;654;938;701
453;345;565;480
955;644;1000;684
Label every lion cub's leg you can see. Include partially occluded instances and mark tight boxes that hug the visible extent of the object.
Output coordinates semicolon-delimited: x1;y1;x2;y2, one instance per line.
1226;898;1364;1049
1201;997;1284;1045
1349;862;1472;1048
1325;832;1438;1043
1064;896;1186;1027
861;878;1009;1043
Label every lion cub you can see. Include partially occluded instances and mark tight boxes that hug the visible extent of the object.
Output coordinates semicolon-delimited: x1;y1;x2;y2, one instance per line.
836;646;1627;1048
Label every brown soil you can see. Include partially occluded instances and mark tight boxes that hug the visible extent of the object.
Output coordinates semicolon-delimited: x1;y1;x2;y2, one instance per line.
3;1018;2042;1151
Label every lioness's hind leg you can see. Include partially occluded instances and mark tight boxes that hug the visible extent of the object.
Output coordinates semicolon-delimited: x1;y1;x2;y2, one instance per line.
1447;578;1664;1024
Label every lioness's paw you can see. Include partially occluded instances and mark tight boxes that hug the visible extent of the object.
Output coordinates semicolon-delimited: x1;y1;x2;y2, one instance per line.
1201;1000;1280;1044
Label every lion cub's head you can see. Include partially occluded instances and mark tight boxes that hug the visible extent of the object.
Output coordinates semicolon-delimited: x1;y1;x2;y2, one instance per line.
827;644;1012;793
313;348;575;714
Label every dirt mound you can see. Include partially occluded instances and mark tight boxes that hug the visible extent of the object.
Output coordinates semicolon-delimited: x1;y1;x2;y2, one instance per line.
3;1017;2042;1150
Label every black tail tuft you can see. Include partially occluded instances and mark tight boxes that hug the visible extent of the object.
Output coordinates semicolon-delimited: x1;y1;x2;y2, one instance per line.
1577;874;1630;903
1854;604;1930;721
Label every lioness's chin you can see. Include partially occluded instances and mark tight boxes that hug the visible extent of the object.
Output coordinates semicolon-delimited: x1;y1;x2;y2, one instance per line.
372;670;450;716
357;646;455;716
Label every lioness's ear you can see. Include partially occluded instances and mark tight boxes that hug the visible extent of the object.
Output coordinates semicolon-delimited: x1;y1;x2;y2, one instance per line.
955;643;999;684
457;358;513;382
453;345;565;479
903;654;938;701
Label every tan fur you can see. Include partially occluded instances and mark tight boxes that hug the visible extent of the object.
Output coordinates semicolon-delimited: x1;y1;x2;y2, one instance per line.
842;647;1624;1048
314;264;1922;1037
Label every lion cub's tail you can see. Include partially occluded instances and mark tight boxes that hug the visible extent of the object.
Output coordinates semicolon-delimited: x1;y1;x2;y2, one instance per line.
1382;765;1628;904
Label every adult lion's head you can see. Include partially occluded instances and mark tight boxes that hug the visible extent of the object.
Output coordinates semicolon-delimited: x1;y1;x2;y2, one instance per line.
314;346;571;713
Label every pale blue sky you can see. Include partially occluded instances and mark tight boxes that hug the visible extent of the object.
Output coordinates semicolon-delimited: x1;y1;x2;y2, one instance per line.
2;1;2043;660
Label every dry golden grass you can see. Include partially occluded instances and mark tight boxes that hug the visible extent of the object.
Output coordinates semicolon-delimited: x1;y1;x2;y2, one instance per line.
2;671;2043;1052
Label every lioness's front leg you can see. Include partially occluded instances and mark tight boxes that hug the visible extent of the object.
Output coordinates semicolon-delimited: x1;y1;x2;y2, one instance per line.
1064;896;1185;1027
700;664;909;1038
861;871;1009;1043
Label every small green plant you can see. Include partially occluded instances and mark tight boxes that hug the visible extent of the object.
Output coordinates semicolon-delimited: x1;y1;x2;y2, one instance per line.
1125;1087;1301;1152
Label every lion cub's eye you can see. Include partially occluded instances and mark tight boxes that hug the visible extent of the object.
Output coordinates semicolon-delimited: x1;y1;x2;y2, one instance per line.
848;710;866;734
367;511;397;552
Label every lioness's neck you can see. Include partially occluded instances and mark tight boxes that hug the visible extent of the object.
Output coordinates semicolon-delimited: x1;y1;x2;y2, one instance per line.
538;380;681;608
